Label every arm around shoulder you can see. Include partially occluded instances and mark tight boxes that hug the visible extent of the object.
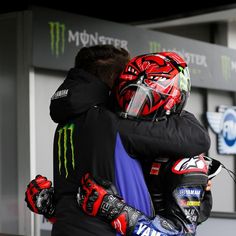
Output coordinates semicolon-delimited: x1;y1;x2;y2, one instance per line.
118;110;210;160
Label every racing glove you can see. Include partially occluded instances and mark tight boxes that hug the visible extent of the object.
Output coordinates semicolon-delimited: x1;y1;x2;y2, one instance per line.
25;175;56;223
77;173;142;235
197;156;222;224
78;173;185;236
203;156;222;180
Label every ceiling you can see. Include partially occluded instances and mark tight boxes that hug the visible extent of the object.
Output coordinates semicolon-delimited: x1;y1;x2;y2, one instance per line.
2;0;236;24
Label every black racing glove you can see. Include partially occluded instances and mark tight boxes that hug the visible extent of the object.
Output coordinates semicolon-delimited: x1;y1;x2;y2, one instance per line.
77;173;142;235
204;156;223;180
25;175;56;223
197;156;222;224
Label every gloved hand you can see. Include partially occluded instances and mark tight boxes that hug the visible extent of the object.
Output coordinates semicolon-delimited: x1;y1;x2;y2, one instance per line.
25;175;56;223
198;190;212;225
77;173;142;235
203;156;223;180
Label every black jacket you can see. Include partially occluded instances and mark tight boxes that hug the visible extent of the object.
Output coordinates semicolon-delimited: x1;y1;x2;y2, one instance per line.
50;68;210;236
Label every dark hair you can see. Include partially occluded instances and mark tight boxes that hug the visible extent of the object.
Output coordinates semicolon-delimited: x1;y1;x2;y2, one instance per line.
74;45;131;88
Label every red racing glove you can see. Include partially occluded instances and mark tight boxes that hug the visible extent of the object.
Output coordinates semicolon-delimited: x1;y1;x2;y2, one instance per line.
25;175;56;223
77;173;141;235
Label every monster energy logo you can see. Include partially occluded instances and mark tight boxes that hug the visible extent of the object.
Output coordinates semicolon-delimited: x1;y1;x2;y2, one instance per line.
179;66;190;92
57;123;75;178
49;22;66;57
221;55;231;80
149;41;161;53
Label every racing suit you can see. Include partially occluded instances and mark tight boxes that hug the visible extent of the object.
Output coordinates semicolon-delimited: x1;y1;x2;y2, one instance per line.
49;68;210;235
79;155;210;236
139;155;210;235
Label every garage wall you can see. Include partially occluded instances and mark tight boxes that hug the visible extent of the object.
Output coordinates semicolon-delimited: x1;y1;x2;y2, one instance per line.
33;68;65;235
0;15;18;235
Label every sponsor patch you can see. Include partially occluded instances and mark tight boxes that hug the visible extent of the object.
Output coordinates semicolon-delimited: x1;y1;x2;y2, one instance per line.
184;209;198;222
172;155;207;174
51;89;69;100
179;200;201;207
150;162;161;175
178;187;201;198
136;223;161;236
186;201;201;206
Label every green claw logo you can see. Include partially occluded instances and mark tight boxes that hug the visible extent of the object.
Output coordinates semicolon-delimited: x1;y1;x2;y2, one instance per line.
179;66;191;92
149;41;161;53
49;22;66;57
221;55;231;80
57;123;75;178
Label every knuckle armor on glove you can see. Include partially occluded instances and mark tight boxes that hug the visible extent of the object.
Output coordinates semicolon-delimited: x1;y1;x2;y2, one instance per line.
25;175;55;220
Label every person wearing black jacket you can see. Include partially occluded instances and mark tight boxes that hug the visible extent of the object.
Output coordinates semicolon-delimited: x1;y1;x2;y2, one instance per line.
77;51;214;235
25;46;211;236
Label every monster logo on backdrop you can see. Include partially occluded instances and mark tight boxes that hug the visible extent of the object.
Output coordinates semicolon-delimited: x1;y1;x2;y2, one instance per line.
221;55;236;81
207;105;236;154
32;8;236;91
221;55;231;81
48;22;66;57
48;21;128;57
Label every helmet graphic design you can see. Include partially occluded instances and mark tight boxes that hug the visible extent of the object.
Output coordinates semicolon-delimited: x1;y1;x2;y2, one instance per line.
115;51;191;120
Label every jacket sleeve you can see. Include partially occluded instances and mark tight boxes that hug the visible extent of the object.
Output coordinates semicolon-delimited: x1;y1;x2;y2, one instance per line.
118;110;211;160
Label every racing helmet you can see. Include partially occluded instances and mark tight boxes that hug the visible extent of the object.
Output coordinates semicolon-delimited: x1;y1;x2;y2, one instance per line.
114;51;191;121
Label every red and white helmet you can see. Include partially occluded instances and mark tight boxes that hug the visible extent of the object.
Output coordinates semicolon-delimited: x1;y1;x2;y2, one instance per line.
114;51;191;120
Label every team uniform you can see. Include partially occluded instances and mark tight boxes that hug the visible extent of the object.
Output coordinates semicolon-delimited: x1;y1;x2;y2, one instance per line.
77;52;213;236
138;155;210;236
49;66;210;236
78;154;211;236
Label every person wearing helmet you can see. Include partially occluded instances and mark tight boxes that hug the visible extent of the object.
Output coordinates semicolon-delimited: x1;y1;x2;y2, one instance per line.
25;46;211;236
78;52;213;235
112;51;190;121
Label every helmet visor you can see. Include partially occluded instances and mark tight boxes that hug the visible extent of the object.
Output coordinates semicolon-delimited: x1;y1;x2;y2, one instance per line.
123;85;165;118
120;68;190;119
